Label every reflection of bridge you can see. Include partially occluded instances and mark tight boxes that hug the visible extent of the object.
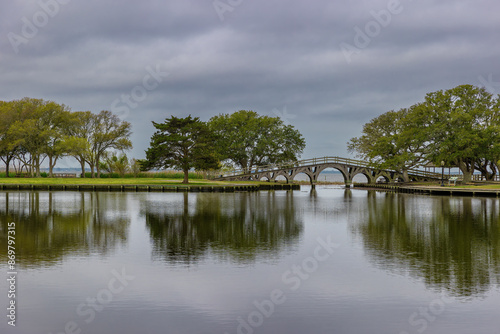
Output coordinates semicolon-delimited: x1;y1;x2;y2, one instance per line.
215;156;443;186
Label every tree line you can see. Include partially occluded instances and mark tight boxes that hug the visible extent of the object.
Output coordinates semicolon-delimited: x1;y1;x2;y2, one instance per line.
348;84;500;182
141;110;306;183
0;99;306;182
0;98;132;178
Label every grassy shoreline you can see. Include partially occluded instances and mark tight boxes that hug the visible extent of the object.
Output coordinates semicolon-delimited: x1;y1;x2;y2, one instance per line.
0;177;302;192
0;177;263;186
1;177;498;189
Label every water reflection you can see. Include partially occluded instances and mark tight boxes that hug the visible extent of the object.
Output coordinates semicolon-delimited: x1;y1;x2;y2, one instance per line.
0;192;130;268
143;192;303;264
351;192;500;297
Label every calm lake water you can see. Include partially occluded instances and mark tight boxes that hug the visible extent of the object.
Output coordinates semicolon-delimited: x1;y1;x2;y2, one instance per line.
0;187;499;334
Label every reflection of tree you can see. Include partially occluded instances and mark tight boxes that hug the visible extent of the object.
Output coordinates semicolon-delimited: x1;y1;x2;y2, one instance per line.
0;192;130;268
144;192;302;264
351;192;500;297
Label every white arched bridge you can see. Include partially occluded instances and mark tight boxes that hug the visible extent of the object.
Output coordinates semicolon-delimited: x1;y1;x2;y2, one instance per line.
215;156;443;186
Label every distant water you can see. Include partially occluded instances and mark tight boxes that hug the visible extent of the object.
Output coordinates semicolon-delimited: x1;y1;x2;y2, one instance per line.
291;171;368;183
1;188;499;334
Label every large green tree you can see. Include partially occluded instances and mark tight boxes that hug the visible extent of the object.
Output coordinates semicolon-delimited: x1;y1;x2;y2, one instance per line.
0;99;133;178
39;102;74;177
0;101;18;177
424;85;499;182
348;84;500;182
64;111;96;177
142;115;219;184
6;98;51;177
348;105;429;181
6;98;75;177
87;110;132;178
209;110;306;173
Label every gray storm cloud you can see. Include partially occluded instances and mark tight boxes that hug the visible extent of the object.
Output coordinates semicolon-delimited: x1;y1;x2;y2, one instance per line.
1;0;499;161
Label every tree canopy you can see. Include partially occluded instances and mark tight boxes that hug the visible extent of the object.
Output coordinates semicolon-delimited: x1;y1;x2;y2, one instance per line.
2;100;306;181
209;110;306;173
87;110;132;178
348;84;500;182
141;111;306;182
142;115;219;183
0;98;132;177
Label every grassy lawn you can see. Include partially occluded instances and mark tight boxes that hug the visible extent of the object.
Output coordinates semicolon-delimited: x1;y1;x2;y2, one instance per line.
0;177;267;186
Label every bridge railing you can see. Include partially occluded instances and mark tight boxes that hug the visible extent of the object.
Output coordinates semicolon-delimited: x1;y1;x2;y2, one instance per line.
220;156;443;179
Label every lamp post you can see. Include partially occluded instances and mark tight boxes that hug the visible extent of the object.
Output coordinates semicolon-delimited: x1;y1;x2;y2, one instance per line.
440;161;445;186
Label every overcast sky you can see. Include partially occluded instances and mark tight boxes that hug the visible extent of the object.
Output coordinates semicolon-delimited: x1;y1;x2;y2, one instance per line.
1;0;499;167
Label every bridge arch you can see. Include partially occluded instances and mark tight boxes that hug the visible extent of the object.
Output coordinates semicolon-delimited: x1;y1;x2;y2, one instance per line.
314;164;349;184
273;170;290;183
314;166;341;183
375;175;390;183
215;156;442;186
351;172;370;183
372;170;392;183
291;171;314;184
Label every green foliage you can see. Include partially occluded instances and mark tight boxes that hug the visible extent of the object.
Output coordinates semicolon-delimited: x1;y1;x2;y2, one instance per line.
86;110;133;178
348;84;500;182
142;115;219;183
423;85;500;181
81;171;205;179
100;153;129;177
209;110;306;172
129;158;141;177
0;99;132;178
1;98;66;177
348;105;429;181
132;171;205;179
65;111;95;177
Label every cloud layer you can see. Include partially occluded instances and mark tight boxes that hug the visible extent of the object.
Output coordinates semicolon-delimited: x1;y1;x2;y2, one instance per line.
2;0;499;162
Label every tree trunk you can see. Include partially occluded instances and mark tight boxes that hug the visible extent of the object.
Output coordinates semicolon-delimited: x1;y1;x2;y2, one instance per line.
4;156;12;177
36;160;41;177
30;157;35;177
475;160;496;181
457;159;473;183
462;170;472;183
239;159;248;174
183;168;189;184
35;155;41;177
96;154;101;178
485;161;497;181
80;159;86;178
482;164;495;181
402;169;410;183
48;156;54;178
